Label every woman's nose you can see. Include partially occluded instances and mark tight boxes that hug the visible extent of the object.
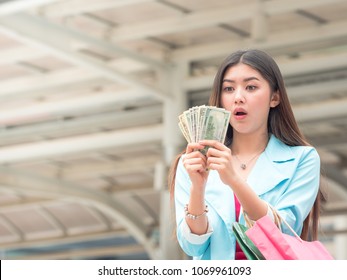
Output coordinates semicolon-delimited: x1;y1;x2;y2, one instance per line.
234;89;245;104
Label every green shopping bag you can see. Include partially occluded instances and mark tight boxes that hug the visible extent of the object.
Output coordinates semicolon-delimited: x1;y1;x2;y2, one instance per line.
232;222;265;260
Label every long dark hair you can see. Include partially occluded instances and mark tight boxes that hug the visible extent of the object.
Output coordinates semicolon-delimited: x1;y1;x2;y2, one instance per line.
168;49;326;241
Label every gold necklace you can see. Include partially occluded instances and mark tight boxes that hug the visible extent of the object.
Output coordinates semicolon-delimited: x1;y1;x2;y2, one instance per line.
233;150;264;170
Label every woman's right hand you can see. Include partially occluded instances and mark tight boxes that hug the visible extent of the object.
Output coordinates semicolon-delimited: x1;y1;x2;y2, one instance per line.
182;143;209;188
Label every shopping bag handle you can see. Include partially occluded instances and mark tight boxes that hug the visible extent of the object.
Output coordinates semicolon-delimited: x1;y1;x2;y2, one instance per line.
243;203;303;242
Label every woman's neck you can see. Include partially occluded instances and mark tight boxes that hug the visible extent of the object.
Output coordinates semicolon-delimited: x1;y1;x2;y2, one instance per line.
231;131;269;156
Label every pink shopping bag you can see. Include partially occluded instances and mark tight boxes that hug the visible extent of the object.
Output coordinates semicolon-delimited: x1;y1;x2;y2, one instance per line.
245;215;334;260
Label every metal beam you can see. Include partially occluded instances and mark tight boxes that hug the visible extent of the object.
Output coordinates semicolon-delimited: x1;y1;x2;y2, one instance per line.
308;133;347;149
0;105;162;142
107;0;345;42
110;4;253;42
0;167;158;259
294;97;347;123
36;207;68;237
0;0;61;16
173;19;347;62
0;214;24;242
1;24;346;102
17;14;165;69
287;79;347;100
323;203;347;217
41;0;155;17
0;57;149;100
61;155;160;181
0;14;168;101
322;166;347;193
0;124;163;164
184;53;347;92
0;68;100;100
280;52;347;77
0;198;56;212
0;90;155;126
0;46;44;65
264;0;345;14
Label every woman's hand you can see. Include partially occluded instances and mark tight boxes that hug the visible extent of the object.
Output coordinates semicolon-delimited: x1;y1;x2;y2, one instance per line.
198;140;268;222
182;143;209;188
200;140;238;186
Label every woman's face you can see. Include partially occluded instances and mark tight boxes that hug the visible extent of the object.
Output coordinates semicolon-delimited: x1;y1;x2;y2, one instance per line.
220;63;280;136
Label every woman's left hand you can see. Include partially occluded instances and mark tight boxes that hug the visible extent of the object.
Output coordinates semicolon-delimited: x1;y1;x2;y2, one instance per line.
199;140;238;186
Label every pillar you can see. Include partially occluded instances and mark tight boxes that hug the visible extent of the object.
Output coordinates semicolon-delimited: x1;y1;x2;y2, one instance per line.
334;215;347;259
157;62;189;259
251;0;267;42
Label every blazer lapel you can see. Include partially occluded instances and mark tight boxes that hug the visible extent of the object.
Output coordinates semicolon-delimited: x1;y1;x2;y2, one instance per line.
247;135;295;196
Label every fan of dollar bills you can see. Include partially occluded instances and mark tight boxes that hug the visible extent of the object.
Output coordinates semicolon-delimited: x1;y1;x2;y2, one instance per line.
178;105;231;154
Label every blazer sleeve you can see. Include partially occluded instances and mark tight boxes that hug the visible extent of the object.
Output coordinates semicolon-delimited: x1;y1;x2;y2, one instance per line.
272;147;321;235
174;156;212;257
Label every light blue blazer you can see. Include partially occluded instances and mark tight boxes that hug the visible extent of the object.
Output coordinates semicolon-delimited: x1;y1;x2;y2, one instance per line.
174;134;320;260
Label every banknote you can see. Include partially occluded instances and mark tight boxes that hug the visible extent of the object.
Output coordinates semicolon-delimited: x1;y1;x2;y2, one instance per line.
178;105;231;154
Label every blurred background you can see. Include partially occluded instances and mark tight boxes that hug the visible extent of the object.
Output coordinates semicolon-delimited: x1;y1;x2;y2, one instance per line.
0;0;346;260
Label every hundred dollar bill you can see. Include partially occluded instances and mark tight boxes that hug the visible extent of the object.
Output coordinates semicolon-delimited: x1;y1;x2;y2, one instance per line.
178;105;231;154
199;107;230;154
197;105;207;143
178;122;190;143
178;113;191;143
183;108;193;141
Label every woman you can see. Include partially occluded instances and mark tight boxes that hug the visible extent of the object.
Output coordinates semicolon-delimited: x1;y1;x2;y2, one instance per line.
168;49;325;260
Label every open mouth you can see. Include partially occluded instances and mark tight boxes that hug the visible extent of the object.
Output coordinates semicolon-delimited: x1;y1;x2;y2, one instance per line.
233;108;247;119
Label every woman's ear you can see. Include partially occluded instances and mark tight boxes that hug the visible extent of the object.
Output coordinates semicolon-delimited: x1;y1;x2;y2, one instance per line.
270;91;280;108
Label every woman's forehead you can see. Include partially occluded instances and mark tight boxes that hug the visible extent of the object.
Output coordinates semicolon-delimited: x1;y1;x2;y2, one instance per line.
223;64;262;81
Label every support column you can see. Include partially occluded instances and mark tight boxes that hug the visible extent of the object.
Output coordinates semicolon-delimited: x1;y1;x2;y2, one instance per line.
162;63;189;166
251;0;267;42
334;215;347;259
157;62;189;259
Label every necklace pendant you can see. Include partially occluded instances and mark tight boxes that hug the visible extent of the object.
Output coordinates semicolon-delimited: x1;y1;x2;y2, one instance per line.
240;163;246;170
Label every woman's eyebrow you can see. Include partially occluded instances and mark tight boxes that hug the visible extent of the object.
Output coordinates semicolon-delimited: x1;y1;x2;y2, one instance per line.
222;77;260;83
244;77;260;82
222;79;234;83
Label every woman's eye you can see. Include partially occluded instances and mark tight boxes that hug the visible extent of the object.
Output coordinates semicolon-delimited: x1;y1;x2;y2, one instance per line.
223;86;233;92
246;85;257;91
